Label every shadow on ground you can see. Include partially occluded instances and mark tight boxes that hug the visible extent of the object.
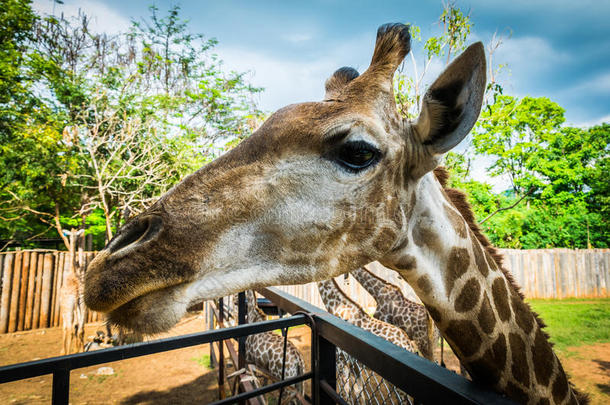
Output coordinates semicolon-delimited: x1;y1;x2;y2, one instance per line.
121;373;220;405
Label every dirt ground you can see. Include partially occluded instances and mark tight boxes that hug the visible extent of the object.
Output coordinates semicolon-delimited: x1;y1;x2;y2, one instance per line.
0;315;607;404
0;313;313;405
560;343;610;405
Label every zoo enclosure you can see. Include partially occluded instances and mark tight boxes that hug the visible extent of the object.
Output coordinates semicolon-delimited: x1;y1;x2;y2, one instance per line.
0;287;515;405
0;248;608;333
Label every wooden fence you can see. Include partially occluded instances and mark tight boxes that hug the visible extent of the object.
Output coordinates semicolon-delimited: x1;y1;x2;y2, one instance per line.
502;248;609;299
275;249;610;309
0;248;608;334
0;250;102;334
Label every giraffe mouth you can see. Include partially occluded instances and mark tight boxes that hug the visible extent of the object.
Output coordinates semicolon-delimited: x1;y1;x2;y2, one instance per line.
105;281;194;334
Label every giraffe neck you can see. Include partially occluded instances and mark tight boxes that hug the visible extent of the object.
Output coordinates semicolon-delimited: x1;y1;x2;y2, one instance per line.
381;172;580;405
351;267;401;304
245;290;266;323
317;279;366;323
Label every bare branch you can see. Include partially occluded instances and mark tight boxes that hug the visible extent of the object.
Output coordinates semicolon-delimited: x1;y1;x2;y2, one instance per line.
480;187;535;224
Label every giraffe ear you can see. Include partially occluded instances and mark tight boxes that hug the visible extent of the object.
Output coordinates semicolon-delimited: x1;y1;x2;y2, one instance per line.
368;23;411;78
324;67;359;100
413;42;486;155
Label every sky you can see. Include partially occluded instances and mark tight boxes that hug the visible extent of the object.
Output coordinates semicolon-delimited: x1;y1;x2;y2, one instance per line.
32;0;610;188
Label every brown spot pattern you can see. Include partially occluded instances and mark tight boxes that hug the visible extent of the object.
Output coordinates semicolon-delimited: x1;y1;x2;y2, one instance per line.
444;247;470;297
509;332;531;388
492;278;512;322
477;293;496;334
455;278;481;313
552;370;569;404
444;204;468;238
468;333;507;385
445;320;481;357
372;227;397;252
505;381;529;404
426;305;442;323
471;230;489;277
417;275;433;296
391;235;409;252
412;223;440;249
532;328;555;386
484;250;498;271
512;294;534;334
395;254;417;271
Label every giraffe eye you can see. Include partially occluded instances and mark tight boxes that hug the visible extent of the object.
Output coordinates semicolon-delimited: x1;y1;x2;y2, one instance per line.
334;141;380;172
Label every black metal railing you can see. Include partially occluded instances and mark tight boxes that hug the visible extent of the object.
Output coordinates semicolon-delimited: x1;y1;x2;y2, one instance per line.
0;287;515;404
0;314;311;405
257;287;516;405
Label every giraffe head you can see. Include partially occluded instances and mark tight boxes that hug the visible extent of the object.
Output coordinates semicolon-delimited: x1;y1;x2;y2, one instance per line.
84;23;486;333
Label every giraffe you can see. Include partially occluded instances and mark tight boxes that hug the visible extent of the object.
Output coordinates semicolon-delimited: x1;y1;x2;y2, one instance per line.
59;270;82;355
85;23;587;404
317;277;416;404
59;229;86;355
244;290;306;404
317;278;417;353
350;267;438;362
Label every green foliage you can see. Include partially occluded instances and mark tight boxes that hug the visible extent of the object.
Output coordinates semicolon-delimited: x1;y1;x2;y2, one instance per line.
527;299;610;351
467;96;609;248
0;2;263;250
474;95;567;194
394;2;472;117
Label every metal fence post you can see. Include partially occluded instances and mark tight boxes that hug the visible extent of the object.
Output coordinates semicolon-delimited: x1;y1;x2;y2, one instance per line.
237;291;246;405
51;368;70;405
316;335;336;404
218;297;225;400
238;291;246;370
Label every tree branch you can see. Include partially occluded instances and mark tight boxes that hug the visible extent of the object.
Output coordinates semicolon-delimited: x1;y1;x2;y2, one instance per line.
480;187;535;224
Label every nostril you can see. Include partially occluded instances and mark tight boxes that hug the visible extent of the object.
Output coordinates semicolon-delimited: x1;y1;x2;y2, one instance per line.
107;216;163;254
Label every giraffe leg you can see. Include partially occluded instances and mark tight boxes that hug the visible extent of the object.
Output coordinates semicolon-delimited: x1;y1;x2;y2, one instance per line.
61;327;68;356
74;298;86;353
65;326;74;355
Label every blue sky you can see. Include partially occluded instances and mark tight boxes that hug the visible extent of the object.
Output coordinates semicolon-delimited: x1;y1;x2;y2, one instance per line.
33;0;610;127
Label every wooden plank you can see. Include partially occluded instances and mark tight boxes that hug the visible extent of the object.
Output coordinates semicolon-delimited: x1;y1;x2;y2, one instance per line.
598;252;610;297
8;252;23;333
50;252;62;327
24;252;38;330
529;250;537;297
579;250;585;297
543;250;550;299
32;253;44;328
40;253;55;328
591;251;596;296
572;250;580;297
0;254;3;303
17;252;30;331
553;251;563;299
559;251;570;298
0;253;14;333
54;252;66;327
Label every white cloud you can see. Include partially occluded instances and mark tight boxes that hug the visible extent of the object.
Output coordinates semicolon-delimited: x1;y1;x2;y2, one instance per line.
216;35;372;112
563;71;610;95
281;33;313;43
493;35;569;95
32;0;131;34
573;114;610;128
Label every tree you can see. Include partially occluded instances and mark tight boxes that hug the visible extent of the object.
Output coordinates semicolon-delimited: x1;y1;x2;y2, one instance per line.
0;4;263;250
473;96;566;195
